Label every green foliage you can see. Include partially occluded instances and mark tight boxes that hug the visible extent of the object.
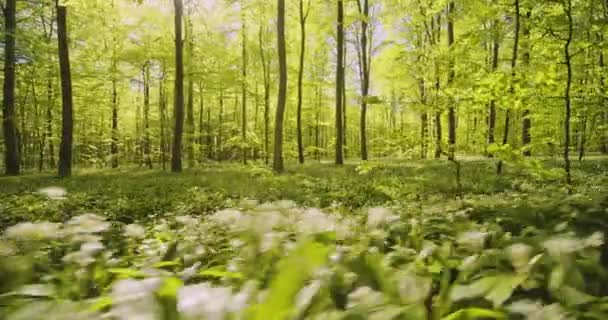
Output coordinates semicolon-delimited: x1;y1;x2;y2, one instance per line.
0;160;606;319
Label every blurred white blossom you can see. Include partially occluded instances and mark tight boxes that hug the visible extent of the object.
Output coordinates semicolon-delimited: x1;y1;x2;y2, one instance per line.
506;243;533;272
5;222;61;241
295;280;322;311
67;214;110;234
124;224;146;239
584;231;604;247
398;274;432;304
110;278;162;320
456;231;487;251
38;186;67;200
177;283;247;320
347;286;384;308
543;236;583;259
366;207;398;229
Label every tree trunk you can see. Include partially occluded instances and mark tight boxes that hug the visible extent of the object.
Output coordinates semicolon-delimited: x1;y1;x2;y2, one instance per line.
488;36;499;156
433;14;442;159
143;62;152;169
3;0;20;175
111;74;119;168
259;26;271;165
218;89;224;161
185;17;194;168
46;78;55;168
198;82;204;162
521;9;532;156
498;0;520;174
56;1;73;178
335;0;345;165
172;0;185;172
297;0;309;164
563;0;573;189
159;71;167;170
357;0;370;161
241;11;248;164
446;1;456;160
273;0;287;172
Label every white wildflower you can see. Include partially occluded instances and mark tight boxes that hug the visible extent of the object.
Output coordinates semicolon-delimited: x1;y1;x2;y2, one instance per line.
459;254;480;272
67;214;109;234
209;209;244;226
398;274;432;304
124;224;146;239
295;280;322;311
456;231;488;251
584;231;604;248
506;243;533;272
417;242;438;260
5;222;61;241
177;283;233;320
110;278;162;320
81;241;104;255
38;186;67;200
347;286;383;308
175;215;199;226
543;236;583;259
180;262;202;281
296;209;340;234
366;207;398;229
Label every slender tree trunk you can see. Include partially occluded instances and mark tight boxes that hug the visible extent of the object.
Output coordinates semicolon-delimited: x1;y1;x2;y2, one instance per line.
433;14;442;159
259;26;271;165
315;85;321;161
420;78;428;159
46;78;55;168
446;1;456;160
143;62;152;169
296;0;310;164
498;0;520;174
241;11;248;164
218;89;224;161
185;17;194;168
56;1;73;178
198;82;204;162
159;72;167;170
3;0;20;175
172;0;185;172
335;0;345;165
357;0;370;161
488;36;499;156
563;0;573;189
274;0;287;172
521;10;532;156
111;74;119;168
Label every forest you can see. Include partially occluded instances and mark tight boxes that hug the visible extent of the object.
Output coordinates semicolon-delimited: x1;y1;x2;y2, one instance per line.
0;0;607;319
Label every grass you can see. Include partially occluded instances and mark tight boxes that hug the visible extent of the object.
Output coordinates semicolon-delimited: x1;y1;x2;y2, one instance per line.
1;158;606;228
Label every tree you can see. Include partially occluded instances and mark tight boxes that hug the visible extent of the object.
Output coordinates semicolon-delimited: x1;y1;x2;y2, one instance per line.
335;0;345;165
446;1;456;161
172;0;185;173
2;0;19;175
562;0;573;189
356;0;371;161
497;0;521;174
56;0;74;178
241;8;248;164
273;0;287;173
296;0;310;164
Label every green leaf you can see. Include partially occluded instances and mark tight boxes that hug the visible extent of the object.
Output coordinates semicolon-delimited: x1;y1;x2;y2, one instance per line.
248;240;330;320
442;308;506;320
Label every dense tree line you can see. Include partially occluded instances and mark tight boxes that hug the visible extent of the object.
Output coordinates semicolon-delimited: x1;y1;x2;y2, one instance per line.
1;0;606;179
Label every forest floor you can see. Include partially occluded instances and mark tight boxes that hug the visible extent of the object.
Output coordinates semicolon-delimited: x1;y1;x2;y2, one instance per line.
1;157;607;319
1;157;607;227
